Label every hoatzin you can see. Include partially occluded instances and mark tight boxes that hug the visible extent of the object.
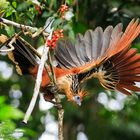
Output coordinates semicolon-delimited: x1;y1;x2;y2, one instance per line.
3;19;140;105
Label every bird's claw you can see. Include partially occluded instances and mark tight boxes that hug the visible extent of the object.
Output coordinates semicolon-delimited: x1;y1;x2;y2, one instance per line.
54;102;62;109
50;85;59;93
44;98;62;109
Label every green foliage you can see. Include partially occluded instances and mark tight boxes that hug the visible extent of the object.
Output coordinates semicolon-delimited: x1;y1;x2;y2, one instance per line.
0;96;23;120
0;96;28;140
0;105;23;121
0;0;9;11
0;0;16;17
4;26;15;37
0;120;16;140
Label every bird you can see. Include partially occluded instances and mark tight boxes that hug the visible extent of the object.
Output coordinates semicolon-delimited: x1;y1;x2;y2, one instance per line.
3;19;140;106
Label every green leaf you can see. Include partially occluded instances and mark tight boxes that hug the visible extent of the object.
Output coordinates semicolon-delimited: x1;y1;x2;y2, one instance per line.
23;128;37;137
65;0;73;5
5;26;15;37
12;1;17;8
0;105;24;120
17;2;30;11
0;96;6;105
5;6;16;17
0;0;9;10
65;0;70;5
0;120;16;140
52;18;63;28
42;11;54;18
26;8;35;21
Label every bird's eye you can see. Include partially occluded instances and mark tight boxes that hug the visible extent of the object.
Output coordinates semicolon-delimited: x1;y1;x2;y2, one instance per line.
76;96;80;100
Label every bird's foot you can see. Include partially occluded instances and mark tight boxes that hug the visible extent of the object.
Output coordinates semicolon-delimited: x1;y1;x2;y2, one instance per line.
49;85;59;93
54;102;62;109
44;98;62;109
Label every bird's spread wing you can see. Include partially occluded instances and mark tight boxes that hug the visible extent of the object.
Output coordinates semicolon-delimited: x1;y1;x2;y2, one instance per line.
55;21;123;69
54;19;140;95
7;37;38;75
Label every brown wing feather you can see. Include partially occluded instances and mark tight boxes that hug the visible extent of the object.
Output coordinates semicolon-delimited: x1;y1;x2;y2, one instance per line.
109;48;140;95
55;19;140;96
7;37;37;75
55;20;123;69
107;19;140;58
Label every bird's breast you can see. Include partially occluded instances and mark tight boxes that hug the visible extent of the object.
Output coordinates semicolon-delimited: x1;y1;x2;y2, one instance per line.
56;75;73;92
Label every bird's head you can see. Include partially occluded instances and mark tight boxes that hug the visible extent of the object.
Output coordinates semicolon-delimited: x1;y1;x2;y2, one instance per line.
68;89;88;106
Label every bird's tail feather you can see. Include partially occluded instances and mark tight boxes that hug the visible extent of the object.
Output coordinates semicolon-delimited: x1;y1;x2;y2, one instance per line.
98;47;140;95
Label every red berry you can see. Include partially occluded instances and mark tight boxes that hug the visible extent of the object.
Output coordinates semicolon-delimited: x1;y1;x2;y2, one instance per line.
60;4;68;18
59;29;63;33
45;29;64;49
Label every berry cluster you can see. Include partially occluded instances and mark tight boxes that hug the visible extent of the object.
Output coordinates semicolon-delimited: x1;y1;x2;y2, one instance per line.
46;30;64;49
60;4;68;19
35;5;42;15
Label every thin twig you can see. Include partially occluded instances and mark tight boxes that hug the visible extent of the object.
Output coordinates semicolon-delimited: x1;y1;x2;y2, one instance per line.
47;51;64;140
58;109;64;140
0;39;14;52
0;18;38;33
22;18;54;123
19;37;41;58
48;51;57;84
0;17;54;38
0;32;22;52
22;46;49;124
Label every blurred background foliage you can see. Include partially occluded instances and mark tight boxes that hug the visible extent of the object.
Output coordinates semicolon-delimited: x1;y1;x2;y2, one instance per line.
0;0;140;140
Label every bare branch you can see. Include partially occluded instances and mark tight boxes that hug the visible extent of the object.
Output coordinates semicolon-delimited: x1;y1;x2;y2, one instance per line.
0;16;65;139
0;17;54;38
0;35;15;52
58;109;64;140
22;46;49;124
22;18;54;124
47;51;64;140
19;37;42;58
0;18;38;33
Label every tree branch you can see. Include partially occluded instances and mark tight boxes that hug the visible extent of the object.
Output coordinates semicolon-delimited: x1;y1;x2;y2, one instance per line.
47;51;64;140
0;16;64;140
0;17;54;38
58;108;64;140
22;18;54;124
22;46;49;124
0;18;38;33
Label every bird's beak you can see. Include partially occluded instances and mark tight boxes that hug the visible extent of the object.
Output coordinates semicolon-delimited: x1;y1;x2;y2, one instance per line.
76;101;81;106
